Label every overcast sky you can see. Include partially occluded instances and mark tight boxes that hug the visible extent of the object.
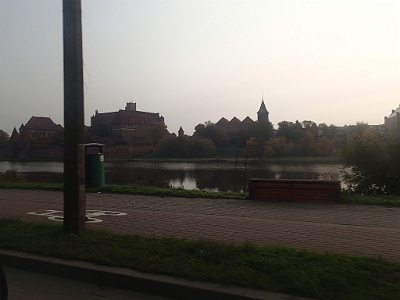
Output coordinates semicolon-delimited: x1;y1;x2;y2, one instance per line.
1;0;399;135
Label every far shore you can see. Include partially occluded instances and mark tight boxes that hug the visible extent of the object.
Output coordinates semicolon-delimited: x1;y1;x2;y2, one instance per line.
0;155;345;165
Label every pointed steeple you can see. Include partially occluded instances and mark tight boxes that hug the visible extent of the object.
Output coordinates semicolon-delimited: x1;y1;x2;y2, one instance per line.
257;97;269;123
258;100;268;114
178;126;184;138
9;127;20;142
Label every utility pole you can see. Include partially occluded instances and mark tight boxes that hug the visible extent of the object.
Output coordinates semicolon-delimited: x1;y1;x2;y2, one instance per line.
63;0;86;233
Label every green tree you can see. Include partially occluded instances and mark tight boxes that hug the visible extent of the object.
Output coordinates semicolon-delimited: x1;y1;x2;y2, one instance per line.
213;129;229;147
318;123;328;134
0;130;9;149
318;123;337;137
331;133;346;155
248;122;274;144
156;135;181;157
234;130;249;147
302;120;318;136
194;122;229;147
277;120;303;143
276;121;294;139
184;136;215;157
245;137;259;158
264;137;290;156
300;131;316;155
194;123;206;136
382;130;400;193
344;128;400;194
317;135;332;156
150;124;169;142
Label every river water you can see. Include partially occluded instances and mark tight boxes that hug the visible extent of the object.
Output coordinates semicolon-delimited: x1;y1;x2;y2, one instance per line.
0;160;345;192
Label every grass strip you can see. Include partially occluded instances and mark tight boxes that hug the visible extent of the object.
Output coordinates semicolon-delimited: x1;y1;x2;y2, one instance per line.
1;182;400;205
341;194;400;206
0;218;399;300
0;182;62;191
97;184;247;199
0;182;247;199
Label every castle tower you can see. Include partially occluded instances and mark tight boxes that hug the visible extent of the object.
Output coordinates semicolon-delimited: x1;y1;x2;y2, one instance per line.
125;102;137;111
178;127;184;138
9;127;20;157
257;98;269;123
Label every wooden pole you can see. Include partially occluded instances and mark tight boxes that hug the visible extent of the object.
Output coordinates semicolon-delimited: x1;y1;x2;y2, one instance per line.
63;0;86;233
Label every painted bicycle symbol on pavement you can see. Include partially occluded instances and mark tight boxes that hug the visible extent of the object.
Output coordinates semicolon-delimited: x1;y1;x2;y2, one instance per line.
27;209;127;223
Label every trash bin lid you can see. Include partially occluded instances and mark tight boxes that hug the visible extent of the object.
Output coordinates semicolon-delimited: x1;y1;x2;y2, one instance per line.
85;143;105;148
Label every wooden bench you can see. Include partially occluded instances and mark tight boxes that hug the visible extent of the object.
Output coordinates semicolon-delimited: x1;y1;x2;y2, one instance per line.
248;178;341;202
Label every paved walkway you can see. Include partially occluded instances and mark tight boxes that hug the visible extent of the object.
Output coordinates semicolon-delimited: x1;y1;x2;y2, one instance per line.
1;189;400;261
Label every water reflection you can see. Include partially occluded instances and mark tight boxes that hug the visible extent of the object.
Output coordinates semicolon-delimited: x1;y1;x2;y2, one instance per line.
0;161;345;192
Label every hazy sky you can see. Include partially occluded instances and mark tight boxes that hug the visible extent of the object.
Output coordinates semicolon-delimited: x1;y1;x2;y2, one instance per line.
1;0;399;135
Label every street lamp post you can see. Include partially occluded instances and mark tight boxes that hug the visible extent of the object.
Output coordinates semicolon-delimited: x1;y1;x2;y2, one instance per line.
62;0;86;233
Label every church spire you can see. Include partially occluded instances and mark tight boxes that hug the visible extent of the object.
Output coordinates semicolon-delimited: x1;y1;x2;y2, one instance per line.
257;97;269;123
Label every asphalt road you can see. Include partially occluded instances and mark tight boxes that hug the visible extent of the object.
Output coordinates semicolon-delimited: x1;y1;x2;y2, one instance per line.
4;267;173;300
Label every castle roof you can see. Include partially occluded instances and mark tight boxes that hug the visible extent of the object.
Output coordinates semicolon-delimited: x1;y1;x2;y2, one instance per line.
388;105;400;118
9;127;20;142
230;117;241;124
93;107;162;127
55;124;64;130
214;99;266;129
242;116;254;124
215;117;229;126
25;116;62;131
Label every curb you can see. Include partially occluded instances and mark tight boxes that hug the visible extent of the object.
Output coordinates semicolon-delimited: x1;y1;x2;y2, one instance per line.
0;250;312;300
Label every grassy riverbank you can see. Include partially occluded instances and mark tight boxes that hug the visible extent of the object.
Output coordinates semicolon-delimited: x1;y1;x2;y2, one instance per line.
1;181;400;205
0;182;247;200
131;154;345;164
1;218;399;300
1;155;344;164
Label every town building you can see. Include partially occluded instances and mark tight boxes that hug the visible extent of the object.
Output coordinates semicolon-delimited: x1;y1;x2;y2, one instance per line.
90;102;165;140
19;116;63;142
90;102;166;158
9;116;64;158
257;100;269;123
384;105;400;130
215;99;269;137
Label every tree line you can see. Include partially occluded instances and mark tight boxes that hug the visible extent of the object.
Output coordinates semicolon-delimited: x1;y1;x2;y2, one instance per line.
154;120;370;158
0;130;9;156
3;121;399;195
155;120;400;195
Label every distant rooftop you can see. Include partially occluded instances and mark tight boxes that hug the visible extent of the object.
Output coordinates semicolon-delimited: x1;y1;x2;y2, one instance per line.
387;104;400;118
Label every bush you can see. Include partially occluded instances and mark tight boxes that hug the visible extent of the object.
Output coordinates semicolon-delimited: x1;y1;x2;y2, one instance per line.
344;129;400;195
156;135;182;157
0;169;25;183
184;136;215;158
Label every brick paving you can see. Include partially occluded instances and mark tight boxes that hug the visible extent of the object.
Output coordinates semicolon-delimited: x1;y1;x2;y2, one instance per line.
1;189;400;261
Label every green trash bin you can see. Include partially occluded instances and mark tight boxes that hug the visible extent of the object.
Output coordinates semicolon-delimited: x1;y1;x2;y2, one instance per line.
85;143;105;188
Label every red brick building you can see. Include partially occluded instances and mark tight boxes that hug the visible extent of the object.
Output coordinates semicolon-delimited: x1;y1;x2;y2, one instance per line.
384;105;400;130
9;116;63;158
215;100;269;137
90;102;166;159
91;102;165;140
